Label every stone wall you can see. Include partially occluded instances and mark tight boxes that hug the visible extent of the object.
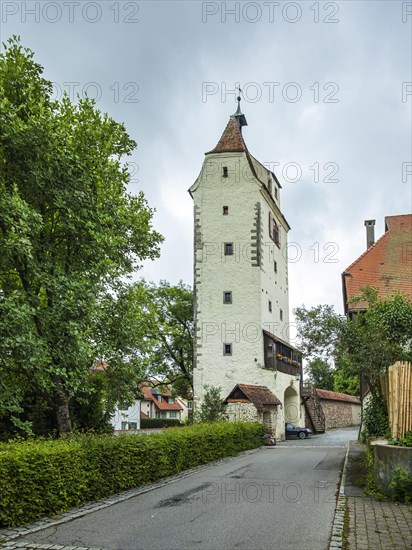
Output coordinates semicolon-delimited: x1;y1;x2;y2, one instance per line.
225;402;278;437
373;441;412;494
321;399;361;429
226;402;261;423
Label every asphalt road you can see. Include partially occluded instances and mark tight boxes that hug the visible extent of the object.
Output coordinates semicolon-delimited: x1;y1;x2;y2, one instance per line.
18;428;357;550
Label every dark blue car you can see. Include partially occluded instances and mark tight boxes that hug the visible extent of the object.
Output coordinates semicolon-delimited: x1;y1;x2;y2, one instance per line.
285;422;312;439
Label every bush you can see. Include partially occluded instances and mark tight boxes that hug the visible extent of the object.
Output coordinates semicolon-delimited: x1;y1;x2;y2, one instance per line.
0;421;263;527
140;418;181;429
388;467;412;503
387;432;412;447
361;395;389;442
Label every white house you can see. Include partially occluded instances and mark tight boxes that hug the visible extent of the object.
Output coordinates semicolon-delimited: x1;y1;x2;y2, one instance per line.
111;398;142;431
189;100;303;440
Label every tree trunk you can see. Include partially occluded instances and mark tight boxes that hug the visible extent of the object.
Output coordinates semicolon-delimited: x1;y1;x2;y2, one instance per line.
54;387;72;435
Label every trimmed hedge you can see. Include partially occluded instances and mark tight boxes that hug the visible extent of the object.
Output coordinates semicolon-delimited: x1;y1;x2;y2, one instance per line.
140;418;181;429
0;421;263;527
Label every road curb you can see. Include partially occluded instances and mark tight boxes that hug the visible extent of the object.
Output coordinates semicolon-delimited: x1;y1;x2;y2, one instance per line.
328;442;351;549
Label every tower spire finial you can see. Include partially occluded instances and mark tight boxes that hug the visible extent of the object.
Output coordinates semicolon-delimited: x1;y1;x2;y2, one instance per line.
232;86;247;128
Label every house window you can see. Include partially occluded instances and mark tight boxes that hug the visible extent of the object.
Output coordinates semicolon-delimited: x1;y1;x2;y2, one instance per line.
223;291;232;304
224;242;233;256
168;397;175;404
121;421;127;430
274;261;277;273
223;206;229;215
129;422;137;430
269;300;272;312
223;343;232;356
223;166;228;177
157;395;162;403
169;411;177;419
187;401;193;410
160;412;166;419
280;309;283;321
119;401;129;410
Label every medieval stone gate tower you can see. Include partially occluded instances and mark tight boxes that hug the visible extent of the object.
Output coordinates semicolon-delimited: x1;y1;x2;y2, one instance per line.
189;101;303;439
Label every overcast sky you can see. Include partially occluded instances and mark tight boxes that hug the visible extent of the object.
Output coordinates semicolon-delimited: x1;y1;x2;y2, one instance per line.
1;0;411;321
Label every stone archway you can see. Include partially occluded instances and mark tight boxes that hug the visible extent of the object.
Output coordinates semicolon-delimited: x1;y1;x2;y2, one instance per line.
284;386;300;424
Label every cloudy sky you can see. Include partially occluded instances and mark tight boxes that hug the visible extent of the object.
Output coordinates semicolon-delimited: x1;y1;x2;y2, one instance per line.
1;0;411;320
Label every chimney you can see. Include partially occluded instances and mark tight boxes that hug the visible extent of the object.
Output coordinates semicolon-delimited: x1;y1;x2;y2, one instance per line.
364;219;375;249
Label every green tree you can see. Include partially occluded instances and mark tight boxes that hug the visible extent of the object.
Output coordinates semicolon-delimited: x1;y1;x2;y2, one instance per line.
132;280;193;398
294;290;412;400
0;38;163;435
306;358;335;390
194;386;227;422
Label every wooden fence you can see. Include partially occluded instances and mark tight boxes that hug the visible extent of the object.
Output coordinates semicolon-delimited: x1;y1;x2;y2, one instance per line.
381;361;412;439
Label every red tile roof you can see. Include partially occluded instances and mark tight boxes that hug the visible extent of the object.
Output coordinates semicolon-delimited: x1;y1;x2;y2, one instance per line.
224;384;281;411
343;214;412;312
315;388;361;404
206;116;247;154
141;386;183;411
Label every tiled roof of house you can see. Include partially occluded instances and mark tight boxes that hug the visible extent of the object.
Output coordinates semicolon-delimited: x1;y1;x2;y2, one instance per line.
141;386;183;411
343;214;412;312
224;384;281;411
315;388;361;404
206;115;247;154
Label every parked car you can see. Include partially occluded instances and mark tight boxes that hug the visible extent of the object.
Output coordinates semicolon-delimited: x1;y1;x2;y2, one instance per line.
285;422;312;439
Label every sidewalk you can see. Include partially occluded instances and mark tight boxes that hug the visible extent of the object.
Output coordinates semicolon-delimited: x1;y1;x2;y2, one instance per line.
344;441;412;550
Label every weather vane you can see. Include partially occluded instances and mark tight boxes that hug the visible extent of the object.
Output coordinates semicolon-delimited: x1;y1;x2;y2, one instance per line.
237;85;243;103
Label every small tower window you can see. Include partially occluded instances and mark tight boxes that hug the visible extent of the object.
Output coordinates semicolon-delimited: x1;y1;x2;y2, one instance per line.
223;343;232;356
280;309;283;321
223;291;232;304
274;261;277;274
224;242;233;256
274;186;278;199
223;206;229;215
269;300;272;312
223;166;228;178
268;179;272;194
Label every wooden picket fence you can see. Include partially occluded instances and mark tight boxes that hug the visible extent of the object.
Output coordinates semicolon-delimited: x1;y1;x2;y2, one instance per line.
381;361;412;439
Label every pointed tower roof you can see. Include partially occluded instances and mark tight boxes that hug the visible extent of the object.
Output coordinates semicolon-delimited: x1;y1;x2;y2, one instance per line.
206;96;248;154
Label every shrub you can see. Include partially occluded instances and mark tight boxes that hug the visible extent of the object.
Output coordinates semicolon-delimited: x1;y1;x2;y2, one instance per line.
140;418;181;429
387;432;412;447
388;467;412;504
194;385;227;422
0;421;263;527
361;395;389;442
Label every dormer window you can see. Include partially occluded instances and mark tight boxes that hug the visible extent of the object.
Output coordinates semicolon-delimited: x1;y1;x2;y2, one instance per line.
223;166;228;178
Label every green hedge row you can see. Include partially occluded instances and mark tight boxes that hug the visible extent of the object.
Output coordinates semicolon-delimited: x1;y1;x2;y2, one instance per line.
140;418;181;429
0;421;263;527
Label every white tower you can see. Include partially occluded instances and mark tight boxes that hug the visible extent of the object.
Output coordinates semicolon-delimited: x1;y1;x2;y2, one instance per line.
189;101;302;439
